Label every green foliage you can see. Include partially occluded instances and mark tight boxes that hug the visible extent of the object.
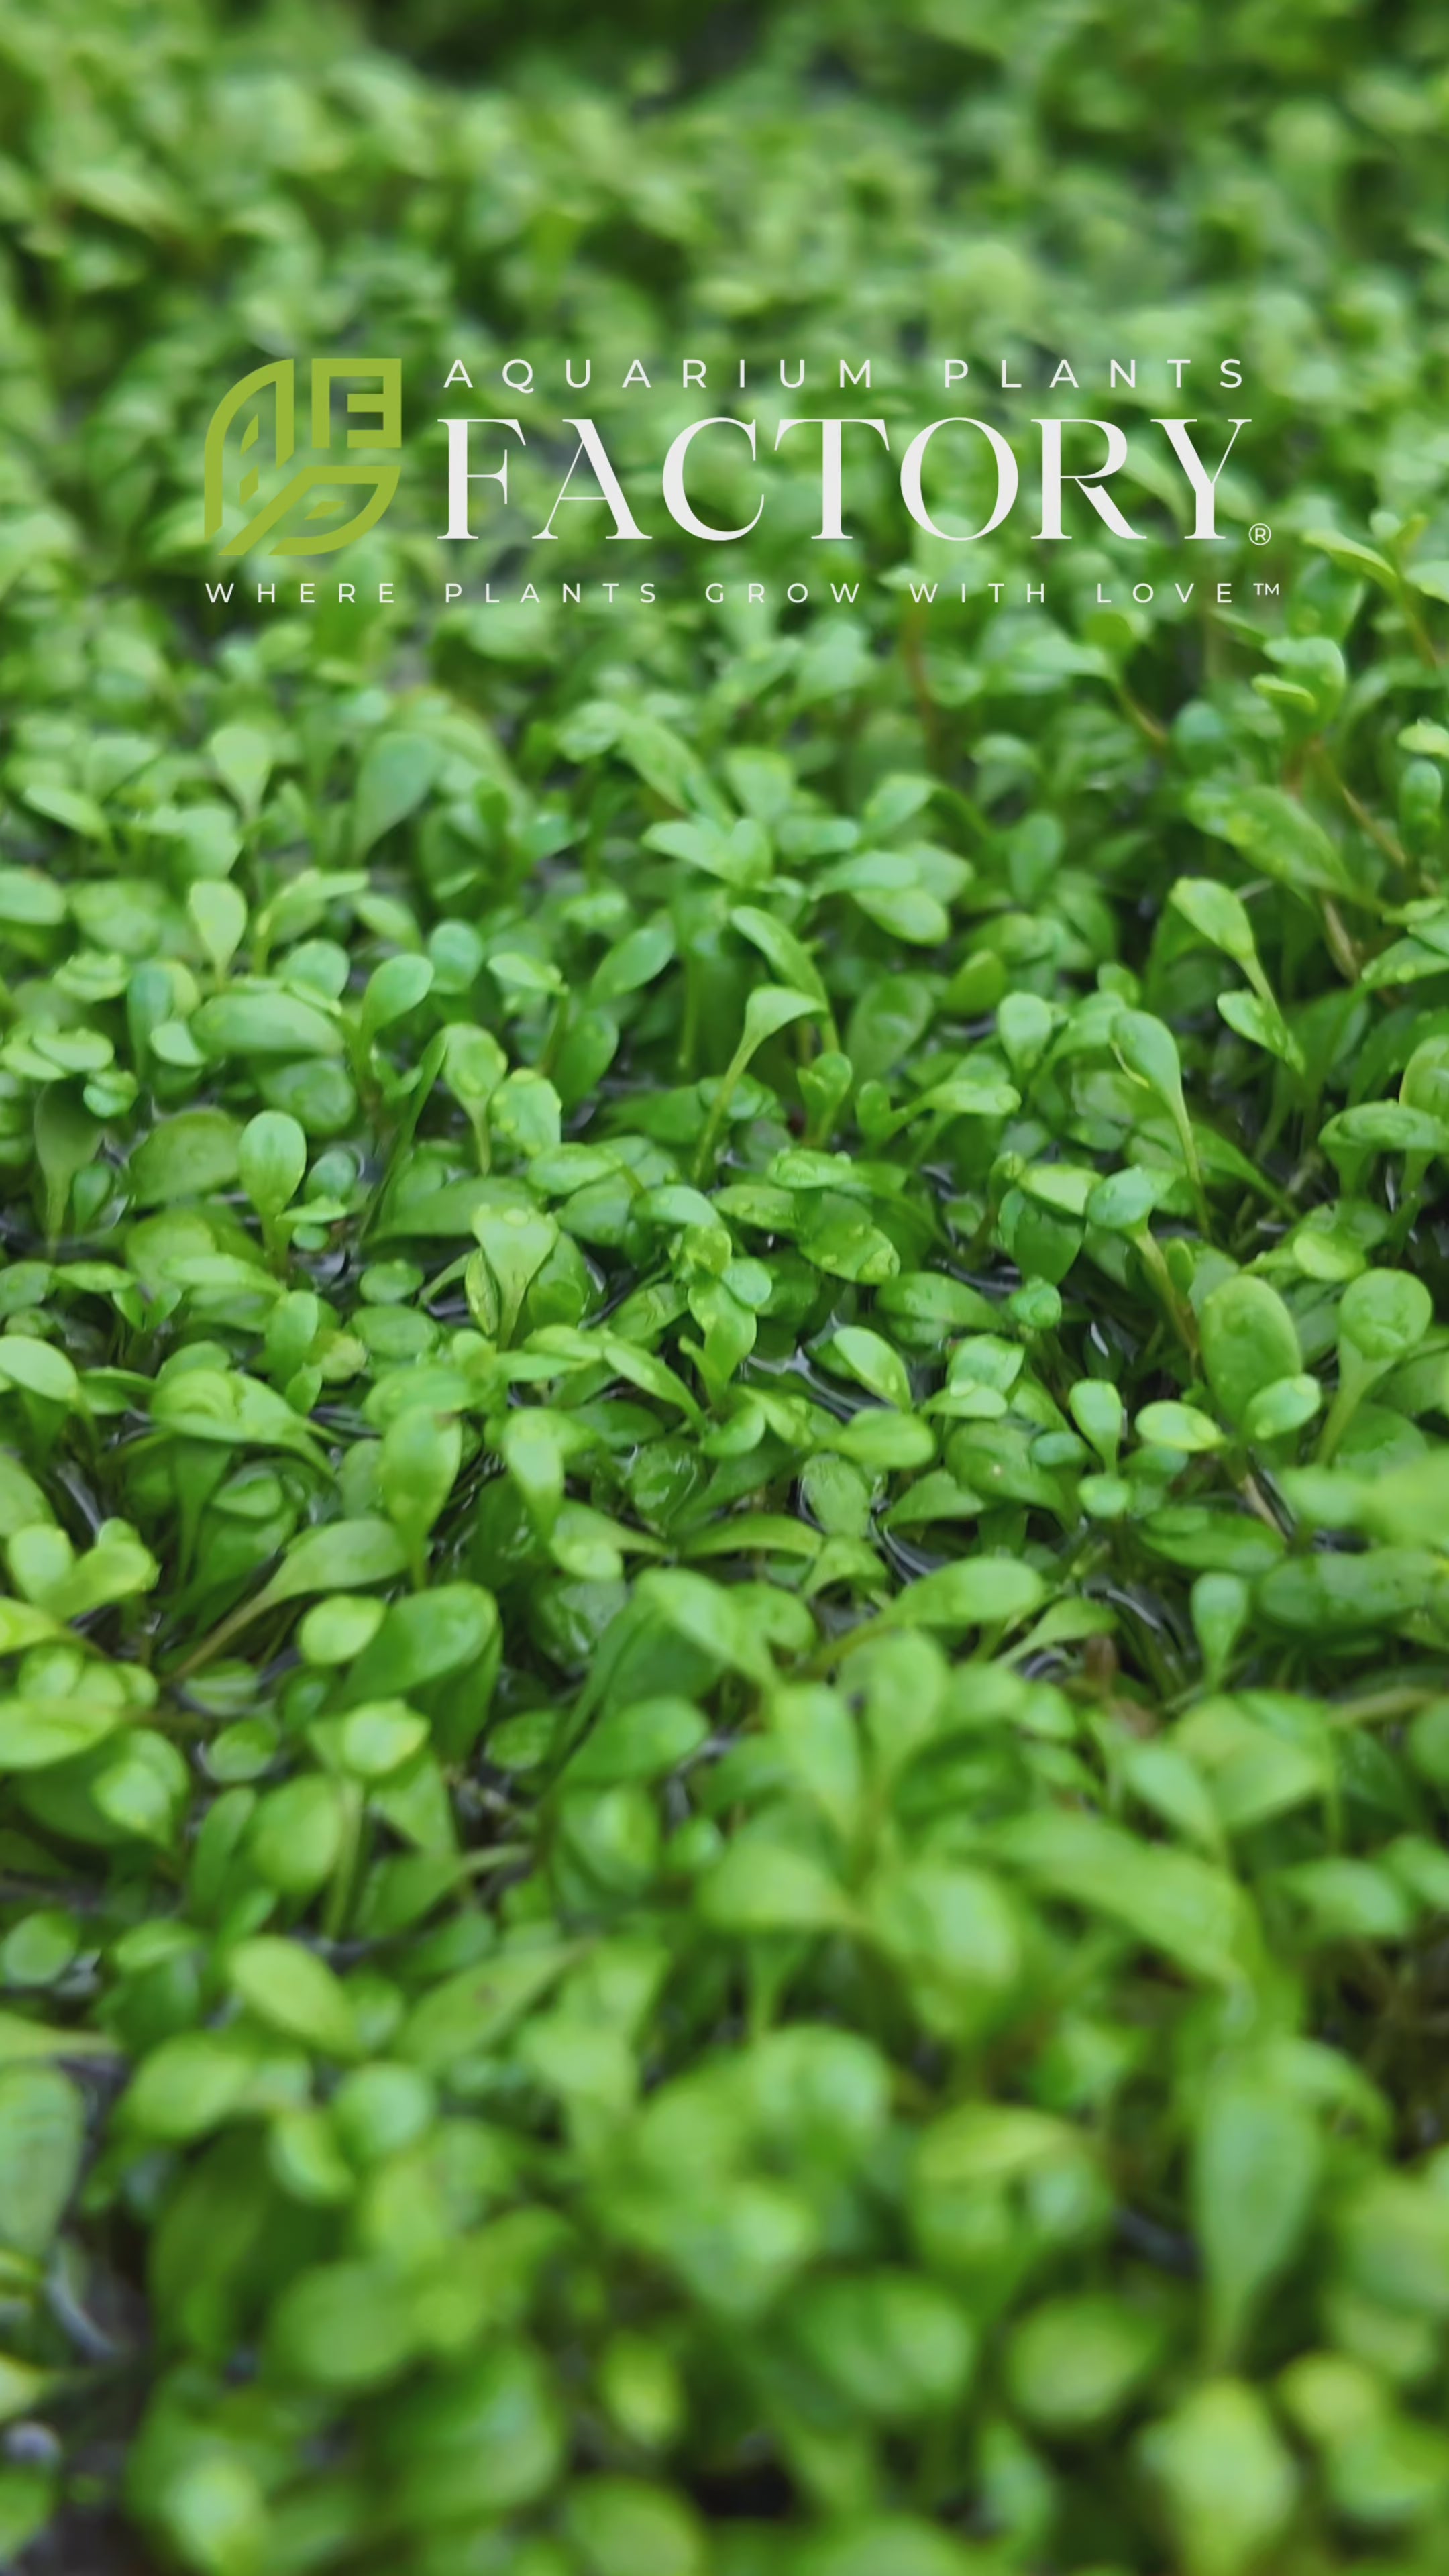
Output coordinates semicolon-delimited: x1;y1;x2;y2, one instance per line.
1;0;1449;2569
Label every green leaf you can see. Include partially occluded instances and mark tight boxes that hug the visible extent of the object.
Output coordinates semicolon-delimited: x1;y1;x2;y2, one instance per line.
1171;876;1258;964
826;1325;913;1411
1200;1275;1301;1430
227;1937;358;2059
996;1808;1252;1983
1410;560;1449;604
346;1583;499;1708
592;917;678;1002
1302;528;1398;591
33;1086;101;1241
254;1517;407;1612
741;983;822;1051
1193;2071;1320;2358
1137;1400;1224;1453
698;1839;855;1933
0;2013;115;2066
0;866;66;927
352;733;439;859
877;1557;1045;1634
269;2257;419;2389
187;878;248;976
1186;780;1358;901
379;1407;461;1559
23;781;108;841
0;1340;80;1407
729;904;826;1006
635;1569;765;1676
1069;1379;1124;1466
333;1700;429;1780
791;2271;974;2420
1357;1450;1449;1548
1140;2381;1298;2576
0;1702;128;1770
470;1202;559;1345
1006;2294;1161;2434
361;953;435;1046
400;1945;575;2070
192;988;344;1059
238;1111;307;1220
122;2033;254;2143
130;1109;241;1206
564;2478;708;2576
209;722;274;822
0;2066;85;2259
1257;1546;1442;1635
1338;1268;1432;1369
248;1776;346;1896
565;1697;708;1786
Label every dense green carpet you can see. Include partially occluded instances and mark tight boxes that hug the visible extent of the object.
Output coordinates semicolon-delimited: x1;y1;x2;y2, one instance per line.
2;3;1449;2568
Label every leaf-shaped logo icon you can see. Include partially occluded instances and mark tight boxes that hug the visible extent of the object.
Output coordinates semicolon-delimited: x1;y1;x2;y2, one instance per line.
204;358;401;556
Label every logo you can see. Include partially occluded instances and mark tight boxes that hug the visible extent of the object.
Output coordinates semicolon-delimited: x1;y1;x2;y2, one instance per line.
203;358;402;556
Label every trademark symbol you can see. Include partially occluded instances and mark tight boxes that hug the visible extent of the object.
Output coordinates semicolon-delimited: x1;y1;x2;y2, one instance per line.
1248;523;1271;546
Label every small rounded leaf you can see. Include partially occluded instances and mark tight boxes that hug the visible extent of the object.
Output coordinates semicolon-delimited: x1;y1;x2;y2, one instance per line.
227;1937;358;2060
239;1111;307;1220
1338;1269;1433;1370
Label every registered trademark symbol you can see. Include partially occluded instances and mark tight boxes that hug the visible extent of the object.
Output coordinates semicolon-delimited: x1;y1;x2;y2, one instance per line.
1248;522;1271;546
